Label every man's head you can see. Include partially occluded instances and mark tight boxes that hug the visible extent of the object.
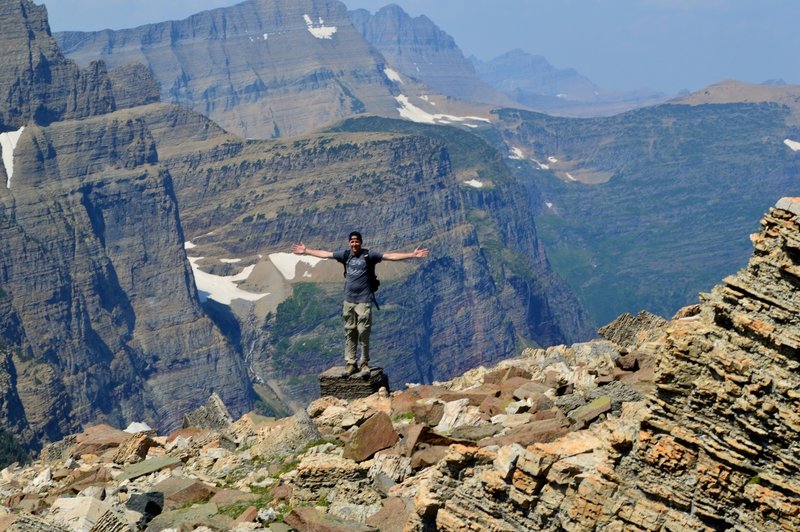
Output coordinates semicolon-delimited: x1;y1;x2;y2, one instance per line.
348;231;363;253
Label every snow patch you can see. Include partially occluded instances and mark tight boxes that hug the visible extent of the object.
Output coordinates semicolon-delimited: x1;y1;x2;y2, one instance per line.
269;252;325;281
545;201;553;209
565;173;577;181
395;95;490;126
303;14;337;39
184;241;197;250
263;33;269;40
384;67;403;84
220;258;242;264
547;156;558;163
124;422;152;433
509;147;524;160
188;256;268;305
785;139;800;152
531;158;549;170
1;126;25;188
463;179;484;189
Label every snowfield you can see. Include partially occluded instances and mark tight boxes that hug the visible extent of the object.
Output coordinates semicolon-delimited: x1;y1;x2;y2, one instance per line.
269;252;326;280
183;242;268;305
384;67;403;84
304;14;337;39
785;139;800;152
1;126;25;188
395;95;490;126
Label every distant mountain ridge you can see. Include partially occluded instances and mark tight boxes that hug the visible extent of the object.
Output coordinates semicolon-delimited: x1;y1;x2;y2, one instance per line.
348;4;516;108
472;48;668;117
495;93;800;324
0;0;156;131
55;0;402;139
0;0;595;451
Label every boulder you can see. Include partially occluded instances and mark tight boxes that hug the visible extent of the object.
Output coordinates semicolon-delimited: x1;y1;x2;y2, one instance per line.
182;393;234;430
285;507;378;532
342;412;399;462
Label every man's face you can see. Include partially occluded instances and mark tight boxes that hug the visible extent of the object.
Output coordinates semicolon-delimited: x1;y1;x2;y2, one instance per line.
349;236;362;253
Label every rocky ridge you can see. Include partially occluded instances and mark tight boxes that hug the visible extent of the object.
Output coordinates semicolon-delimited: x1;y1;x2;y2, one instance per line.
133;104;594;402
1;198;797;530
0;108;253;445
56;0;401;139
348;5;514;108
471;49;667;118
0;0;157;131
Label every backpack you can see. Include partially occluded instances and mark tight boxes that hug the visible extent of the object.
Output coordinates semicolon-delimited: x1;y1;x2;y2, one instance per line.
343;249;381;309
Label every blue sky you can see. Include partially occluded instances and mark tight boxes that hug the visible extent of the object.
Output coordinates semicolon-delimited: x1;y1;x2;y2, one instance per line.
41;0;799;95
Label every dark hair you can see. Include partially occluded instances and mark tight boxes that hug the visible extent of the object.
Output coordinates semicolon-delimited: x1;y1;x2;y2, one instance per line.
348;231;363;242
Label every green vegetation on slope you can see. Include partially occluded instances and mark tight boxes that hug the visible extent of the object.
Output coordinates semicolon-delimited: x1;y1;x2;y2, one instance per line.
498;102;800;324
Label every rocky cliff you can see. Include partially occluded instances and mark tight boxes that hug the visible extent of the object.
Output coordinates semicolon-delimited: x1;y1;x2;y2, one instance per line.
349;5;514;108
0;110;253;447
0;198;796;530
0;0;253;449
0;0;156;131
56;0;401;139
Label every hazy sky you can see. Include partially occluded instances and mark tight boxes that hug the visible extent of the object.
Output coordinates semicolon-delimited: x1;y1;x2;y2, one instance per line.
41;0;799;95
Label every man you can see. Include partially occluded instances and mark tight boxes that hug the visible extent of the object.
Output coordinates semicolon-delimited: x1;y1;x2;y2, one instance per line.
291;232;429;375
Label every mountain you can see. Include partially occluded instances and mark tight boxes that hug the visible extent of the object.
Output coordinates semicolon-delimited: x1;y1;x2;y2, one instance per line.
55;0;402;139
0;0;253;448
493;91;800;325
1;0;594;450
140;108;595;404
349;4;515;108
0;0;157;130
472;48;669;117
672;79;800;124
2;198;798;530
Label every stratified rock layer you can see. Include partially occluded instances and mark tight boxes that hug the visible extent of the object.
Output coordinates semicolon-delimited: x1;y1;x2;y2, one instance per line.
0;0;156;131
0;110;252;445
349;5;513;107
56;0;399;138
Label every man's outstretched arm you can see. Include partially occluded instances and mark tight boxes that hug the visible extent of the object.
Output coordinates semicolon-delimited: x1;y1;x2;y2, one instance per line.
291;242;334;258
383;247;429;261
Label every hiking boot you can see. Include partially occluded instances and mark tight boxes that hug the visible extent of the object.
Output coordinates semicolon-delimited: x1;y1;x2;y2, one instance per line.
343;364;357;376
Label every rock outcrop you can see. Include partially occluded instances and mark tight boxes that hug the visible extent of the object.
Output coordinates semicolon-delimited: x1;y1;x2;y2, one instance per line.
56;0;401;139
1;198;795;530
0;0;157;131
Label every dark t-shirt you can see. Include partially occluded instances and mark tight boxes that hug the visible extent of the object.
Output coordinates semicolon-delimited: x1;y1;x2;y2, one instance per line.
333;249;383;303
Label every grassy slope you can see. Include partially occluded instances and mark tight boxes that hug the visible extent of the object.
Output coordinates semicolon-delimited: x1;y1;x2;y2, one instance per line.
497;102;800;324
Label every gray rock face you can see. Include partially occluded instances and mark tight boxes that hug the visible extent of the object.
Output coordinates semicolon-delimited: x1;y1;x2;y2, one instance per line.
0;0;109;128
349;5;514;108
56;0;399;139
0;109;252;446
0;0;156;131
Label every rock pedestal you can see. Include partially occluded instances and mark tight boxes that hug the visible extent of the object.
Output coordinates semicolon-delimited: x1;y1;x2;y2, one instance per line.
319;367;390;400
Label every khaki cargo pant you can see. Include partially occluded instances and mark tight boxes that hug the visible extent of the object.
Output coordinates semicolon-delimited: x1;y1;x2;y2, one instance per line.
343;301;371;366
